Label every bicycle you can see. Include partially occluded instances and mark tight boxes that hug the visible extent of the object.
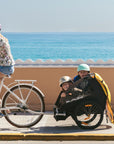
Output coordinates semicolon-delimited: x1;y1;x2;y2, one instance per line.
0;76;45;128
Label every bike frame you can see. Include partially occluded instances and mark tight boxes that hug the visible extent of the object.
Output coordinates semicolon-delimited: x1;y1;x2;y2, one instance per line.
0;77;37;111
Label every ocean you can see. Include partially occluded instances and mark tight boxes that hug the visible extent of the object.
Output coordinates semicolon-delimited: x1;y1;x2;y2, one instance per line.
2;32;114;62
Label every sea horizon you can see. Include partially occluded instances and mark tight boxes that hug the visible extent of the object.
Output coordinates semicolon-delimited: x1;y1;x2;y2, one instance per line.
2;32;114;62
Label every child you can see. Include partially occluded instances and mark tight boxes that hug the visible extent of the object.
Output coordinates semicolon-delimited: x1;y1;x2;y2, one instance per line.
55;76;73;108
73;64;90;82
54;76;73;119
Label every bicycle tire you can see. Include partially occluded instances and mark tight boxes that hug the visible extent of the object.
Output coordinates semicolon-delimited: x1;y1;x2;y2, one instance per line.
72;100;104;129
2;84;45;128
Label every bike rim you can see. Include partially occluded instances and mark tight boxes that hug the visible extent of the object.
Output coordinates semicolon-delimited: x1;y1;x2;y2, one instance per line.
2;85;45;128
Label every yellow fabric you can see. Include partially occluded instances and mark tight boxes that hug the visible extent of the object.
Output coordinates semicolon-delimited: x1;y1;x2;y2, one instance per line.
90;73;113;123
90;73;111;104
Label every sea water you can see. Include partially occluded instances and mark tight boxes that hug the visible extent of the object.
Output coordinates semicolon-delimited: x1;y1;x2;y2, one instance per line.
3;32;114;61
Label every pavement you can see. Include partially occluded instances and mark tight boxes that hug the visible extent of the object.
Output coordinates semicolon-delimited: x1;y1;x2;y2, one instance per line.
0;112;114;141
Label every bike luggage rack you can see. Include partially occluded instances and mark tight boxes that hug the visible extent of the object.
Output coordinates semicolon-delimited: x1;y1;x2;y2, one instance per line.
15;80;37;84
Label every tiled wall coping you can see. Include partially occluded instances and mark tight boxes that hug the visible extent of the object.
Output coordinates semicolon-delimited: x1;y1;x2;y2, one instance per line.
15;59;114;67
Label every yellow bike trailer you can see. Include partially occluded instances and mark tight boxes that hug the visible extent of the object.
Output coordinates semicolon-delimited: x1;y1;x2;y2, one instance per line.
54;72;113;129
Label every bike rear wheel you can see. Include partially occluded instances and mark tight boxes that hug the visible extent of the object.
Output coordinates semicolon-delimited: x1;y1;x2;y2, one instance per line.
2;85;45;128
72;100;104;129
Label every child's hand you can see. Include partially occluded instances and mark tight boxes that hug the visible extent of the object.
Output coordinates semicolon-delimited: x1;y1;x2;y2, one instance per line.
61;92;66;97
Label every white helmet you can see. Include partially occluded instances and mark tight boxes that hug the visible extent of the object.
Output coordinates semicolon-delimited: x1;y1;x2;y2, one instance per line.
59;76;73;87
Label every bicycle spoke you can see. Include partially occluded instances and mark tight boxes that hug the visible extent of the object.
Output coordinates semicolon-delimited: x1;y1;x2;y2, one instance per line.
24;87;33;103
18;85;24;101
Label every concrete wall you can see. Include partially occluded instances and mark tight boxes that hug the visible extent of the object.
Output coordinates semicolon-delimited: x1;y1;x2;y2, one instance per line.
1;67;114;110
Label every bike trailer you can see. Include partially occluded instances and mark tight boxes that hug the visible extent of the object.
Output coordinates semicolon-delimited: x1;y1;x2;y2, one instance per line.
60;73;107;110
62;73;112;115
55;72;114;124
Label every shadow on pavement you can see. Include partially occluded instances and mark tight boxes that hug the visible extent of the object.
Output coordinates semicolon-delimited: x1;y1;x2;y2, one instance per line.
23;124;112;134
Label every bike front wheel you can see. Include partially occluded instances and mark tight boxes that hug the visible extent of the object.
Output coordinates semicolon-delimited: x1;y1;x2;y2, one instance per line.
2;84;45;128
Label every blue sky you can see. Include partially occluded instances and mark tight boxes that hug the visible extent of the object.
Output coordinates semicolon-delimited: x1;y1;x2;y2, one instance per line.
0;0;114;32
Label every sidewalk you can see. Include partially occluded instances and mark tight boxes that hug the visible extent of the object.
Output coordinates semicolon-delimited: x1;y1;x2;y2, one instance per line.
0;112;114;140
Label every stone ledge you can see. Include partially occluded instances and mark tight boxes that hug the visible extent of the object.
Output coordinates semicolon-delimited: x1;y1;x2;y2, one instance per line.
14;59;114;67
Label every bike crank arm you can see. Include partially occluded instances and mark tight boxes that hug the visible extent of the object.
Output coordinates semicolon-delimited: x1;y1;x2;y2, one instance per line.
25;110;53;115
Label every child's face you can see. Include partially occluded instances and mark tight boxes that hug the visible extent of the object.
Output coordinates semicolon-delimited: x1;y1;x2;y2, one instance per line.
62;82;70;91
78;70;88;78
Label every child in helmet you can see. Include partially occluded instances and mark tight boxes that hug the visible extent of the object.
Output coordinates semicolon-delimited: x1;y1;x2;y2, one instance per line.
54;76;73;120
73;64;90;82
55;76;73;108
